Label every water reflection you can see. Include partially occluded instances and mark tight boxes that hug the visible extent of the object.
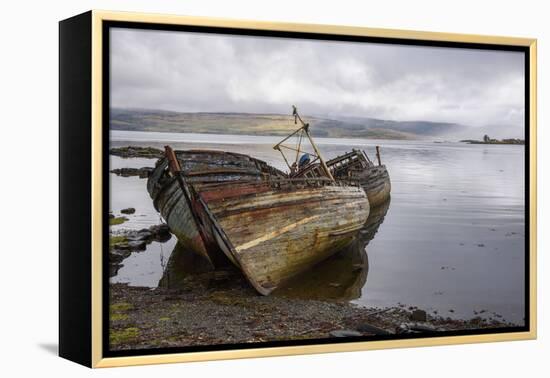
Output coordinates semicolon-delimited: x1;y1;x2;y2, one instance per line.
158;240;215;289
158;198;390;300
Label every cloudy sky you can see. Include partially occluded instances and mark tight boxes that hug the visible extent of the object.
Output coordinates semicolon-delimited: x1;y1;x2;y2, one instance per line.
110;28;525;129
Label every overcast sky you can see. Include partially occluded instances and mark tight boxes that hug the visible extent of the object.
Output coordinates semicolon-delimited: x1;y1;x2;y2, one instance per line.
110;28;525;129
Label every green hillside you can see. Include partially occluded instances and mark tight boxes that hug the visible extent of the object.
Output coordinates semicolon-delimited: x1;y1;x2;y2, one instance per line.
110;108;466;140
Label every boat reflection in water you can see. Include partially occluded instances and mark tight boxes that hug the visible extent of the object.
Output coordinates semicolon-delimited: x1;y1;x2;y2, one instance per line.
159;198;390;300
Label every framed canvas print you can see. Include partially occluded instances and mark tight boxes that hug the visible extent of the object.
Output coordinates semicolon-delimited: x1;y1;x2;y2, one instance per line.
59;10;537;368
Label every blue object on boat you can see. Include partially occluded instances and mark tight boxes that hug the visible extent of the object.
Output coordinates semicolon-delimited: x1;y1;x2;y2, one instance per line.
299;153;311;167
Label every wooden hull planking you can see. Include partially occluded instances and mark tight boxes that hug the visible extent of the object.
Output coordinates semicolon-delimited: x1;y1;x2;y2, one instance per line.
147;149;287;262
152;177;210;259
199;181;370;295
326;150;391;208
351;164;391;208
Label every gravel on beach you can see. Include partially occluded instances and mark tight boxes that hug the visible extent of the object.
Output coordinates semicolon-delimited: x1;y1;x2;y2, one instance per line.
109;275;517;351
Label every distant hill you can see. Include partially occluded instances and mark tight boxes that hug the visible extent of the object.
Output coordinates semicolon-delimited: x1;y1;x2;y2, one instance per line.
110;108;468;140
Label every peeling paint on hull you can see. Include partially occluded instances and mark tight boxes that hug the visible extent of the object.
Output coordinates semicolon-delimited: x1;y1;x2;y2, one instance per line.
199;181;370;295
147;150;287;263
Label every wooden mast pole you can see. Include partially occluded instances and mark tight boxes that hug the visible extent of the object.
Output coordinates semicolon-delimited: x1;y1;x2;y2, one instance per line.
275;145;292;170
292;105;335;182
375;146;382;166
273;125;304;171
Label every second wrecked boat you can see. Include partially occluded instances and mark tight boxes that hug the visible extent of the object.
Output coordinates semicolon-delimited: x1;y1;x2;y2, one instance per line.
327;149;391;207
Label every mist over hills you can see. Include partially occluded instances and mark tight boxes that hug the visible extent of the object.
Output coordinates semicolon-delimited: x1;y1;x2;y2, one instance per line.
110;108;518;140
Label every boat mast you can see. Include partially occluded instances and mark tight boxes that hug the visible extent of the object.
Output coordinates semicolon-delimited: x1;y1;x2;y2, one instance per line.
291;105;335;181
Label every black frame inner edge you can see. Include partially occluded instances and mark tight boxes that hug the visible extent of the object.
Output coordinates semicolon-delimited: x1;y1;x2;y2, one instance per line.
101;20;531;358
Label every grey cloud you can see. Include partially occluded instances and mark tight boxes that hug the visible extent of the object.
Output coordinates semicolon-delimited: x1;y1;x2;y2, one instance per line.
110;28;525;129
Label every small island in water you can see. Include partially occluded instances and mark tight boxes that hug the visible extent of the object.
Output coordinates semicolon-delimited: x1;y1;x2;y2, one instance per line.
461;134;524;145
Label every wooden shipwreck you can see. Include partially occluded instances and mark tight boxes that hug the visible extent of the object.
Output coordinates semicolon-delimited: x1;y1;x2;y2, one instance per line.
147;147;369;295
147;106;391;295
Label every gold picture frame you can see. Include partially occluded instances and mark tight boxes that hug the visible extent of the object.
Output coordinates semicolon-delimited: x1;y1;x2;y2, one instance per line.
59;9;537;368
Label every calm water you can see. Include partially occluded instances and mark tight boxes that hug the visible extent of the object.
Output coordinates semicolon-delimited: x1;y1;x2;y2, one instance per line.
109;130;525;324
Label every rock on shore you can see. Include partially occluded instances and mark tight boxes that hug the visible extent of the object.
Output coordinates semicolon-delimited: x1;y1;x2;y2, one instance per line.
110;167;154;178
109;224;172;276
110;146;164;159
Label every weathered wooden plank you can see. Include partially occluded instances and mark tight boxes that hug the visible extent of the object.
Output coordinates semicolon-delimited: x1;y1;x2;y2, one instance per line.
205;183;370;294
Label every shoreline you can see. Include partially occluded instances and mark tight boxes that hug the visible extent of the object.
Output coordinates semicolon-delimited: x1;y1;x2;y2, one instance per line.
109;277;518;351
460;139;524;145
